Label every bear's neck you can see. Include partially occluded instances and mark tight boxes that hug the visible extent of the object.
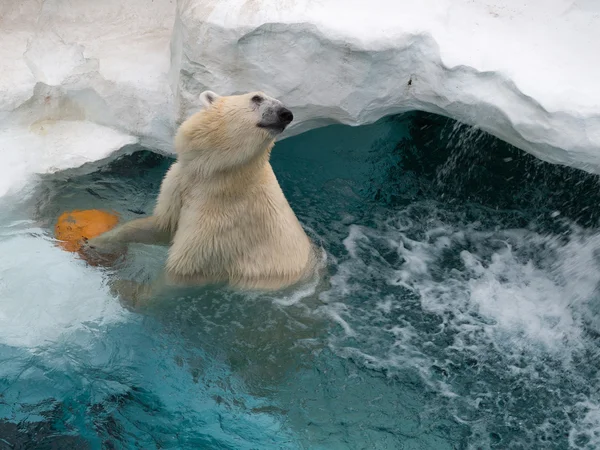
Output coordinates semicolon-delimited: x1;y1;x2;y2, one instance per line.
183;148;274;196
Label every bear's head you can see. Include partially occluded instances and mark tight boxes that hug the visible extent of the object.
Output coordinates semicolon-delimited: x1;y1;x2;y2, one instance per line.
176;90;294;174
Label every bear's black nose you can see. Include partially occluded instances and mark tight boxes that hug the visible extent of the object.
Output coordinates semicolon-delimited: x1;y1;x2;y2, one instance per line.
278;108;293;124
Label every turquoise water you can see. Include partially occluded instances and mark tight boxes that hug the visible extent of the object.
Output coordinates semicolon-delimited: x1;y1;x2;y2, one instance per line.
2;112;600;448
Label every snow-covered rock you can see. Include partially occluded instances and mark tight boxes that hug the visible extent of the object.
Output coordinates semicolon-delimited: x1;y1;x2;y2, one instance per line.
0;0;176;196
2;0;600;196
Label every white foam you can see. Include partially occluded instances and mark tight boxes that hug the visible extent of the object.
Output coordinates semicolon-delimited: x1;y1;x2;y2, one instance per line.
461;244;585;354
408;227;598;357
321;213;600;444
569;400;600;449
325;213;600;371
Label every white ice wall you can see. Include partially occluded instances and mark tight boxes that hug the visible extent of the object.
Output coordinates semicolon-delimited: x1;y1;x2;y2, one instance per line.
2;0;599;195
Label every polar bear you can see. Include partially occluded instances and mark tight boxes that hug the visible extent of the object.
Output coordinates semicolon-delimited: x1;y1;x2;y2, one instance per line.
87;90;317;292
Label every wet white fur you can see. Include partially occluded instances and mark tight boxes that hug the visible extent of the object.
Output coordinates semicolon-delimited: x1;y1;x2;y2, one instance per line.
88;91;316;291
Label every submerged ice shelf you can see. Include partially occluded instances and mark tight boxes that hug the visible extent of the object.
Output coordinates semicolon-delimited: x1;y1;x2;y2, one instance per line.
2;0;600;194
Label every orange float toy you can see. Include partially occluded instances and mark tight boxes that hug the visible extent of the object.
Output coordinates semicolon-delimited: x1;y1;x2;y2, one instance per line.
55;209;121;265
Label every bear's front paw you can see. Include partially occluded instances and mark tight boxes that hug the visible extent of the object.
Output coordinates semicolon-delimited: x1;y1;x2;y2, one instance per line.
86;232;124;253
80;235;127;267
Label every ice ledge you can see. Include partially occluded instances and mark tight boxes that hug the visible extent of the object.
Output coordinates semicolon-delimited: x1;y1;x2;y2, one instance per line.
2;0;600;197
177;0;600;173
0;120;137;197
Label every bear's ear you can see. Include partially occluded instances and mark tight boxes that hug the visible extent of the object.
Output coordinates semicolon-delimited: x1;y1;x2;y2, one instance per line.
199;90;220;108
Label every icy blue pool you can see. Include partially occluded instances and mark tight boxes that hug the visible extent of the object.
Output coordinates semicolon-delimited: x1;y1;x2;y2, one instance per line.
2;112;600;448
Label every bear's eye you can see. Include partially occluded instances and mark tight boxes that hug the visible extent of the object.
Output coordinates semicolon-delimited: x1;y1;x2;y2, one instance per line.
251;95;263;104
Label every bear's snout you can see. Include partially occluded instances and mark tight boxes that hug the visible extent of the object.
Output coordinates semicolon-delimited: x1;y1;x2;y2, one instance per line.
258;104;294;134
278;108;293;125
